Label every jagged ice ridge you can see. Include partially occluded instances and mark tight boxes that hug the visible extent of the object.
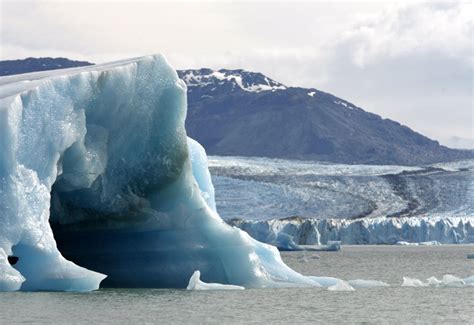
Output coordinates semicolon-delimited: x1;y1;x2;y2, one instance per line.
229;216;474;245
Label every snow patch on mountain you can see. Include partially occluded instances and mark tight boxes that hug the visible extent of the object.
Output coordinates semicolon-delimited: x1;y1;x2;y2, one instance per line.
179;69;287;93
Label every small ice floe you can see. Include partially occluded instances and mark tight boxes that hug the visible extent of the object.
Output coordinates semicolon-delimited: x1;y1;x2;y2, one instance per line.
186;271;245;291
327;280;355;291
309;276;389;290
441;275;465;287
426;276;442;287
402;275;471;288
402;277;428;287
419;241;441;246
396;241;441;246
348;279;390;288
464;276;474;286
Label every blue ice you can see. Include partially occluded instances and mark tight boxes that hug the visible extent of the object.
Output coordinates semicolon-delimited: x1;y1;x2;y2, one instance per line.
0;55;316;291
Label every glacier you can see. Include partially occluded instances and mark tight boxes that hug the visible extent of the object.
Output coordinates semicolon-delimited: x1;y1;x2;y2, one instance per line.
210;155;473;245
0;55;317;291
229;216;474;246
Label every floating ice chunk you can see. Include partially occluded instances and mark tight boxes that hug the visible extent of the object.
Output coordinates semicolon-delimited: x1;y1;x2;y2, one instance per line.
441;275;465;287
402;277;428;287
403;275;471;288
464;276;474;286
328;280;355;291
396;241;441;246
186;271;245;291
419;241;441;246
348;279;390;288
426;276;442;287
395;241;414;246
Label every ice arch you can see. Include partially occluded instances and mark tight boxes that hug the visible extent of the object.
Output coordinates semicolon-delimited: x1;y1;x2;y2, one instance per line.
0;55;314;291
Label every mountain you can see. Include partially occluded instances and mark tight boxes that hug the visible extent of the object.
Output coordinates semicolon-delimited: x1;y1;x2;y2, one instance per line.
1;57;471;165
177;69;472;165
0;57;93;76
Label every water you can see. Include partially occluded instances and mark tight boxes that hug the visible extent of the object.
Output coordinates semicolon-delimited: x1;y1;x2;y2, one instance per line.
1;245;473;324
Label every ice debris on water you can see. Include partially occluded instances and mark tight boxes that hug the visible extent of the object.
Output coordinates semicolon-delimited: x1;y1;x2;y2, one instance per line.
327;280;355;291
402;275;472;287
186;271;245;291
347;279;390;288
396;241;441;246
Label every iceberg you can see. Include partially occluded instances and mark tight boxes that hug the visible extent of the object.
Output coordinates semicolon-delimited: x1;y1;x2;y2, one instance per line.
186;270;245;290
0;55;315;291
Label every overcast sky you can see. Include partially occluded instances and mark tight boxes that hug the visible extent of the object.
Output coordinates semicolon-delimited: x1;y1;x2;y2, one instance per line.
1;0;472;148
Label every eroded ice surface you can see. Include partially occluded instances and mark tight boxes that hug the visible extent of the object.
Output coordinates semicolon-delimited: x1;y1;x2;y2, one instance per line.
0;55;315;291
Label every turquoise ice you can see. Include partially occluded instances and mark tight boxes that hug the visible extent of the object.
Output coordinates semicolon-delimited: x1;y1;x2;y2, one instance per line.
0;55;314;291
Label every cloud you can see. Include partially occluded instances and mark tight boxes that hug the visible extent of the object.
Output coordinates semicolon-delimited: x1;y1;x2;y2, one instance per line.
339;2;472;67
310;2;473;144
0;1;471;145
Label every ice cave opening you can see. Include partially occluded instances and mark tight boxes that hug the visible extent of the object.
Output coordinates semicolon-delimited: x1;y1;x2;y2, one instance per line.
7;255;18;265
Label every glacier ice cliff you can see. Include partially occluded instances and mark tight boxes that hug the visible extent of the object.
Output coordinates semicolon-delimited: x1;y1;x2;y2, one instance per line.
0;55;315;291
229;216;474;245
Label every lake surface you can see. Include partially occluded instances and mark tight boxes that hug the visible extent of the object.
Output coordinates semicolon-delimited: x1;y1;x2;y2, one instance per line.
1;245;473;324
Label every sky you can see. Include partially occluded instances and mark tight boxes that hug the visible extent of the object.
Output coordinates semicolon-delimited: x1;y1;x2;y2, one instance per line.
1;0;472;148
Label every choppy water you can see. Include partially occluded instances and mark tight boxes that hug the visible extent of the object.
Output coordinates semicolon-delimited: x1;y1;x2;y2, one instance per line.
1;245;473;324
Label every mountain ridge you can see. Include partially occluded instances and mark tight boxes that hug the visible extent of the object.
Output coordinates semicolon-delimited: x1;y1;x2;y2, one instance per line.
1;57;471;165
